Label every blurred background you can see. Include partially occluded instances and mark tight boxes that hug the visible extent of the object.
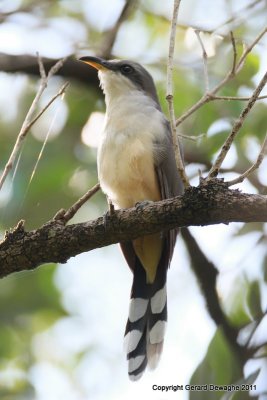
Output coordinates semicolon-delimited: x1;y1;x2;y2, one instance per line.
0;0;266;399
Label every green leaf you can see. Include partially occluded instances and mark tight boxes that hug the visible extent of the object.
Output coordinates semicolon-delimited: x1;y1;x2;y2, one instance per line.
221;369;260;400
0;264;65;324
222;276;251;328
189;328;242;400
246;280;262;319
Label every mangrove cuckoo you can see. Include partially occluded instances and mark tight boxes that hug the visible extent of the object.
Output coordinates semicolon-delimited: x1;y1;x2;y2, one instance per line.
79;56;183;380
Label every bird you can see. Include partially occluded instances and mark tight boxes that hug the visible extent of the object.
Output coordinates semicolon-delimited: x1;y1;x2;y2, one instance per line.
79;56;183;380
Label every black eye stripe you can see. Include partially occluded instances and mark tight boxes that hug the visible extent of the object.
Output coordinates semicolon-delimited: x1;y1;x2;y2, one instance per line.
120;65;134;74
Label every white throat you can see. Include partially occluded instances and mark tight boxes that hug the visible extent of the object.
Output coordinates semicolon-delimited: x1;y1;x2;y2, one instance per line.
98;69;141;108
96;67;166;208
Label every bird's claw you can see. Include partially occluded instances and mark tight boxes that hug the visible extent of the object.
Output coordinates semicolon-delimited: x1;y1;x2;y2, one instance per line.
104;199;115;229
135;200;154;210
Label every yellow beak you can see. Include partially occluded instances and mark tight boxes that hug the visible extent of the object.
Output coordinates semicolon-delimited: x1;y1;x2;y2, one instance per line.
79;56;109;71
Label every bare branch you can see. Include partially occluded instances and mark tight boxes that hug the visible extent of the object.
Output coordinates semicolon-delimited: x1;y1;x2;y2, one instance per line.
175;26;267;128
47;57;67;79
211;94;267;101
230;31;237;74
100;0;137;59
245;316;266;349
195;29;209;92
37;53;46;79
214;0;264;32
181;227;246;365
25;82;69;132
175;94;211;127
55;183;100;223
178;133;206;141
227;133;267;186
0;58;67;191
166;0;190;188
141;0;264;36
208;70;267;179
236;27;267;73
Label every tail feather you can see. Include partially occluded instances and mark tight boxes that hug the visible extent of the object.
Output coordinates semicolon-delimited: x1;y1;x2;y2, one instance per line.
124;257;167;381
147;341;164;370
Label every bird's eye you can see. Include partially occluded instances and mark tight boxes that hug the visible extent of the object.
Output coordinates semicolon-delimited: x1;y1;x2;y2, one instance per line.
120;64;134;74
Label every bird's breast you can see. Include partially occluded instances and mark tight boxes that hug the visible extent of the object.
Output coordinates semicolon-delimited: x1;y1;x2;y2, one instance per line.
97;99;165;209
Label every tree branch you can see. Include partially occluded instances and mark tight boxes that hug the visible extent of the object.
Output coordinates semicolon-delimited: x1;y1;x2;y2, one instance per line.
208;69;267;179
0;57;68;191
54;183;100;223
100;0;138;59
0;182;266;278
195;29;209;92
0;54;100;88
175;26;267;128
214;0;264;33
166;0;190;188
227;133;267;186
181;227;246;365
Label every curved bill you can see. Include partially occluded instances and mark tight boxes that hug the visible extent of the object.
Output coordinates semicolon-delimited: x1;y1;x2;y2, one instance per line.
78;56;113;71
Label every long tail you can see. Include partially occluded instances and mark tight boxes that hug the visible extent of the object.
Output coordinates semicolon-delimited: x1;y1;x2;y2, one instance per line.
124;256;167;381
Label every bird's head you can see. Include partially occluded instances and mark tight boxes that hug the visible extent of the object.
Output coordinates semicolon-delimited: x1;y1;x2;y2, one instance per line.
79;56;159;105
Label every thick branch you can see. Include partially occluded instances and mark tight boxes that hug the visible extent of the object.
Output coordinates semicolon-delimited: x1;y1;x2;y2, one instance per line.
0;54;100;88
181;228;247;365
0;183;266;278
100;0;137;59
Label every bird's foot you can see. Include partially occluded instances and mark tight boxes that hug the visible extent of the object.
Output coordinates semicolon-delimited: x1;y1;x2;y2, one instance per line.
135;200;154;210
108;199;115;215
103;198;115;229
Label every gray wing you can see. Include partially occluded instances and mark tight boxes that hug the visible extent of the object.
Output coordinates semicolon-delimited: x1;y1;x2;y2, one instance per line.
154;119;183;198
154;119;184;264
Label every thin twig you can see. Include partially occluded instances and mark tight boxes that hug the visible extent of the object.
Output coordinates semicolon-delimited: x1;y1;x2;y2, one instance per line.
208;70;267;179
166;0;190;188
25;82;69;132
37;53;46;79
47;57;67;79
56;183;100;223
175;26;267;128
230;31;237;74
236;27;267;73
245;314;267;349
141;0;264;36
195;29;209;92
227;133;267;186
0;57;67;191
178;133;206;141
211;94;267;101
214;0;264;32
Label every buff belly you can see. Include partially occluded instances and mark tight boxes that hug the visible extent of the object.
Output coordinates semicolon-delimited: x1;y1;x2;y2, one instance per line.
98;133;162;282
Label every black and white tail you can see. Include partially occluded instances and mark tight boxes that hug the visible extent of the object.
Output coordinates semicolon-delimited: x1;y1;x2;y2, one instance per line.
124;256;167;381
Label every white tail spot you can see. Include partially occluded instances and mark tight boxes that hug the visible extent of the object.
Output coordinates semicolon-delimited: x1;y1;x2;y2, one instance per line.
124;330;143;354
128;355;146;373
151;285;166;314
149;320;166;344
129;372;143;381
129;298;149;322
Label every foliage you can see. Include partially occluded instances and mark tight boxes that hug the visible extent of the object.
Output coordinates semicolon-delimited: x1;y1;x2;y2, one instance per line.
0;0;266;399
